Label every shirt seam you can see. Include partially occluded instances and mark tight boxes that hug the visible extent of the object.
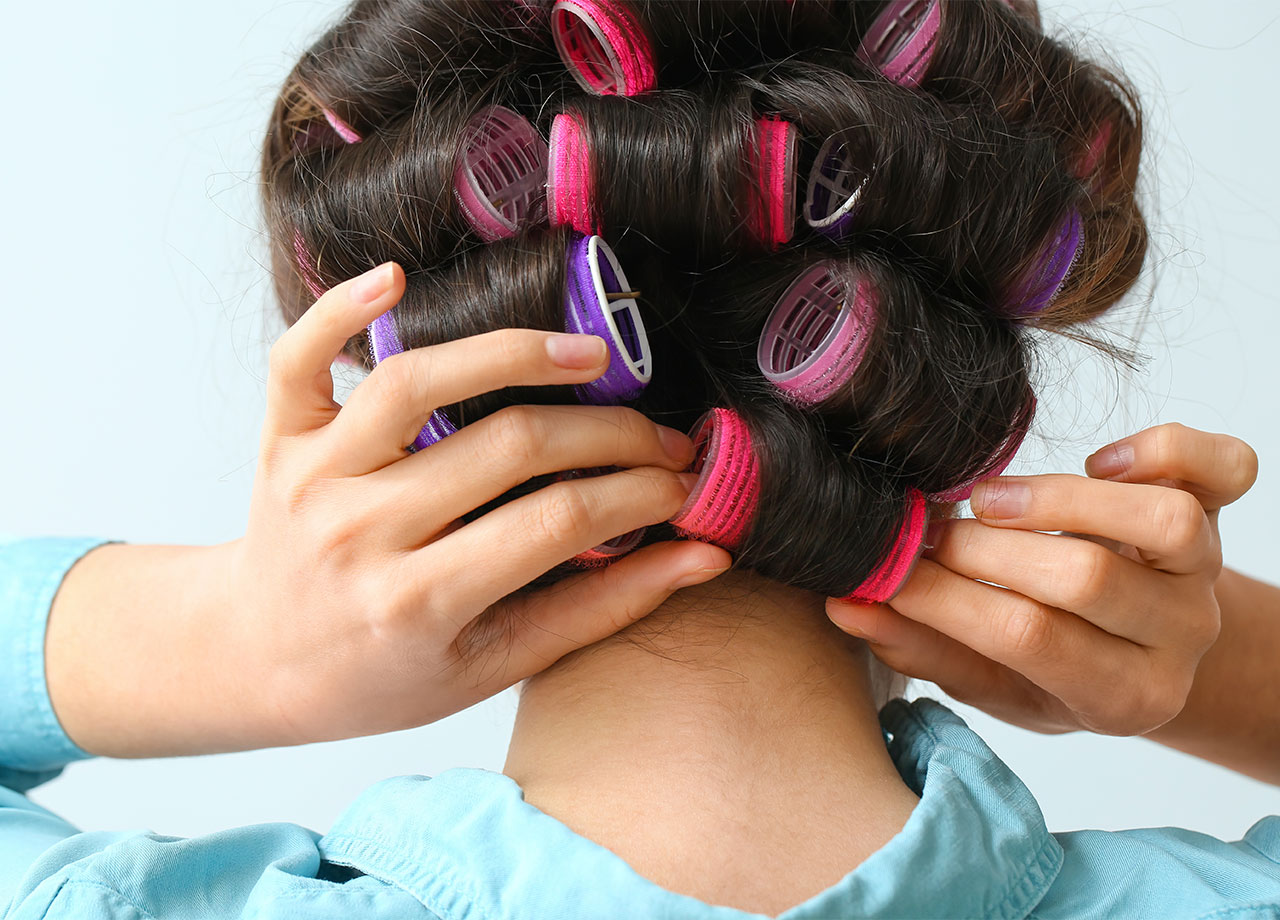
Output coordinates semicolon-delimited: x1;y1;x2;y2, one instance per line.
46;880;159;919
322;833;483;920
890;700;1062;919
1193;901;1280;919
1241;837;1280;868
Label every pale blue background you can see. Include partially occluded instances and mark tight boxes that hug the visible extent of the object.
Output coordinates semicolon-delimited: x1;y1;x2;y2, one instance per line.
1;1;1277;842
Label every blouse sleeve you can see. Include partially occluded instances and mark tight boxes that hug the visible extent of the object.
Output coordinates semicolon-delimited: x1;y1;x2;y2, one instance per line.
0;536;115;792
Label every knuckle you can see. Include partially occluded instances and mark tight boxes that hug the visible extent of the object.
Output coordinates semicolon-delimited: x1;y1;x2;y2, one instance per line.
1055;542;1112;610
1185;592;1222;651
998;598;1057;661
1222;437;1260;498
267;336;299;380
486;406;542;468
1133;674;1189;733
492;328;534;369
1152;490;1205;553
532;486;595;545
1149;422;1185;466
366;353;415;413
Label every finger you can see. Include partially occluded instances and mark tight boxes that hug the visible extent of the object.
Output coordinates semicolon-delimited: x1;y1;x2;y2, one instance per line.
466;541;732;687
366;404;694;546
970;474;1215;574
925;519;1189;649
880;558;1146;710
1084;423;1258;511
266;263;405;437
827;599;1013;696
325;328;612;474
826;599;1068;733
415;466;696;616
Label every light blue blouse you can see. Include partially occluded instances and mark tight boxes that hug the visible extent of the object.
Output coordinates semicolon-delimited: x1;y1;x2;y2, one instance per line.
2;535;1279;919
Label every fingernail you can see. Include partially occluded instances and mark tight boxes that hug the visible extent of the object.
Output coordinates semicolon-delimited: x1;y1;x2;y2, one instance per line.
1086;442;1134;479
547;333;607;369
658;426;694;465
677;472;702;494
670;563;731;591
828;602;876;640
923;518;949;553
971;478;1030;520
351;263;394;303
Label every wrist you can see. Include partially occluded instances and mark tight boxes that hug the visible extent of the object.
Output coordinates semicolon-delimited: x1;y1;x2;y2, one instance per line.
46;540;283;758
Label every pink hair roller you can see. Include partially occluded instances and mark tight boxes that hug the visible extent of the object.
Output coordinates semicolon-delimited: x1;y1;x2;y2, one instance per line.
292;230;329;302
547;113;599;235
322;107;362;144
856;0;941;89
551;0;657;96
670;409;761;551
757;262;877;405
840;489;928;605
928;395;1036;502
748;117;799;249
1074;120;1113;183
559;468;648;566
804;132;872;241
454;105;549;243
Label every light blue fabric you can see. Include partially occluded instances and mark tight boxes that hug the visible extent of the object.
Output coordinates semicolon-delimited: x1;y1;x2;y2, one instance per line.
1;536;1278;919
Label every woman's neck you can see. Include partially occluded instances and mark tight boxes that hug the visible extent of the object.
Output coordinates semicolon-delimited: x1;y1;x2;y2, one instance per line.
503;571;919;916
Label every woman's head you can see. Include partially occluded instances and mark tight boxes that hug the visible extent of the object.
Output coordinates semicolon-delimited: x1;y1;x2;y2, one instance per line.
260;0;1146;603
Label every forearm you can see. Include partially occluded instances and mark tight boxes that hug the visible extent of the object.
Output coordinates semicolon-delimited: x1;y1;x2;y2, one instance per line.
45;540;282;759
1146;567;1280;784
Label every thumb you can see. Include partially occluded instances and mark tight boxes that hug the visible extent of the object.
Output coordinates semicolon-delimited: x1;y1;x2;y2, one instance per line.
826;597;1007;699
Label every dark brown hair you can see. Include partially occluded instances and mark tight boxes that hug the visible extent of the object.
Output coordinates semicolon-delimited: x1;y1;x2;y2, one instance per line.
260;0;1146;599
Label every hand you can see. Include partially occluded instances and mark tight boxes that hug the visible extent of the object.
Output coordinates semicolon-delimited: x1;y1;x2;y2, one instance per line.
47;263;730;758
825;423;1257;737
228;262;733;745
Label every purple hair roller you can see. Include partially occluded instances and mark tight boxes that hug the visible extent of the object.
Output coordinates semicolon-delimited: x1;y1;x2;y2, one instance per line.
454;105;549;243
1008;210;1083;316
757;262;877;405
564;233;652;405
367;308;457;451
857;0;941;89
804;132;873;241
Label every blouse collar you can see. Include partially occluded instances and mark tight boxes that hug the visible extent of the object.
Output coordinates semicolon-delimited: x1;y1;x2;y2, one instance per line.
319;698;1062;919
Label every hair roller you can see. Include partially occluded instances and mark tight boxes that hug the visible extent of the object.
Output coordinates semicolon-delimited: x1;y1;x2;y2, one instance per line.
839;489;928;605
454;105;549;243
292;230;329;302
560;468;648;566
746;116;800;250
547;113;598;234
552;96;798;256
803;131;872;240
856;0;941;89
1004;210;1082;316
928;391;1035;502
552;0;851;96
670;408;761;551
367;306;458;451
553;0;657;96
756;261;876;405
322;107;363;144
563;233;652;404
